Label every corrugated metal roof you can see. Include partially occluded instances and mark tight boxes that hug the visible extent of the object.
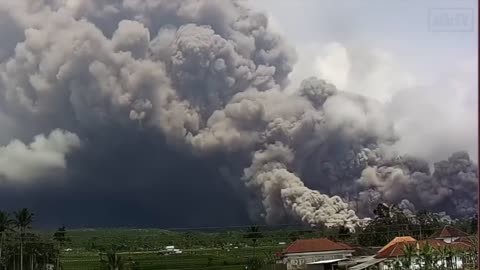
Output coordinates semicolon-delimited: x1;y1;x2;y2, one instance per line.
348;258;386;270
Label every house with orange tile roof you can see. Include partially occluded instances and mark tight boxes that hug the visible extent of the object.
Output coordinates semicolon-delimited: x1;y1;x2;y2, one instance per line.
376;236;416;254
349;235;475;270
279;238;355;270
372;238;474;270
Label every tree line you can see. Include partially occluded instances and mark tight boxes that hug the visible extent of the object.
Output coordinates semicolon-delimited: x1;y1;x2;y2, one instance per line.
355;204;478;246
0;208;54;270
1;205;477;270
0;208;145;270
0;208;69;270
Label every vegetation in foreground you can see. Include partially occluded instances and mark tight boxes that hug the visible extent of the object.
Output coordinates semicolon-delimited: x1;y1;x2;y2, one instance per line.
387;239;479;270
0;203;477;270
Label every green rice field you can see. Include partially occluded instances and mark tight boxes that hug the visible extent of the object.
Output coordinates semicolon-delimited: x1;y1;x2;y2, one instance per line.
55;229;287;270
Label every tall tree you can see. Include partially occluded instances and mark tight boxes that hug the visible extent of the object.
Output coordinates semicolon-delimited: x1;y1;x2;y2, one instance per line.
53;226;70;270
336;223;351;241
470;214;478;234
245;225;263;257
13;209;34;270
415;210;441;238
100;251;130;270
419;242;435;270
0;211;13;270
359;203;412;246
401;244;415;270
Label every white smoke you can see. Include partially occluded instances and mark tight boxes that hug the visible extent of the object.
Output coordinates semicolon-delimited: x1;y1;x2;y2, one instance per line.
0;129;80;182
0;0;476;228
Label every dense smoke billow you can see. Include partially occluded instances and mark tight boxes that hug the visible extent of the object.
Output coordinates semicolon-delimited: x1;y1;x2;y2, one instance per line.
0;0;476;229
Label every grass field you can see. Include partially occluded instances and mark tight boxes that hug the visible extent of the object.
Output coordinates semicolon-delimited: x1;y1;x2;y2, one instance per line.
55;229;287;270
61;247;280;270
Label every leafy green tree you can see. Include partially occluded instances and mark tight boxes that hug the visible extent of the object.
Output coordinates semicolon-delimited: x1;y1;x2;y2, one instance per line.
0;211;13;269
470;214;477;234
245;226;263;257
415;210;442;238
288;231;299;242
13;208;34;270
359;204;411;246
336;223;351;241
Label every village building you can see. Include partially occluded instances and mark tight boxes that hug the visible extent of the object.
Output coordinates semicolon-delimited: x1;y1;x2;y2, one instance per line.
348;237;417;270
376;236;416;255
279;238;355;270
349;227;474;270
374;239;472;270
429;225;469;243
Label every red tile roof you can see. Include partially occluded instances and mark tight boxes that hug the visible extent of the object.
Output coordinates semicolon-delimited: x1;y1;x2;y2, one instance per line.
375;241;408;258
375;239;473;259
415;239;448;248
455;236;475;245
378;236;417;254
430;226;468;238
450;241;474;250
337;242;354;250
284;238;354;254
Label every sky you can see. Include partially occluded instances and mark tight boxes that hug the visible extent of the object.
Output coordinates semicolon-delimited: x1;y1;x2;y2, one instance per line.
250;0;478;163
0;0;477;229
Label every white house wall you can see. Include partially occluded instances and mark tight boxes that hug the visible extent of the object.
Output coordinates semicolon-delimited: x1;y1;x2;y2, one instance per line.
381;256;463;270
437;237;459;243
283;250;353;270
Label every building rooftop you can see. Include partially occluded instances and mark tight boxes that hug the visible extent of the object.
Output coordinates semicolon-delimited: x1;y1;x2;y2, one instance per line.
377;236;416;254
375;239;473;259
454;236;476;245
284;238;354;254
430;226;468;238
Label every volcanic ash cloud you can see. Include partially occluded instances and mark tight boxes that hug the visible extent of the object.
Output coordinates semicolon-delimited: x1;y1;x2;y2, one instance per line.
0;0;476;227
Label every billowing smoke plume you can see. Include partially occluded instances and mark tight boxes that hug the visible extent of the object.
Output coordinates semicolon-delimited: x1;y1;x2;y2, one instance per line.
0;0;476;228
0;129;80;182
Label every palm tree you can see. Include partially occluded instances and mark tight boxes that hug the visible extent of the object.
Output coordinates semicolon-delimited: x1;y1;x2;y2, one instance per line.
450;247;464;270
100;252;130;270
245;225;263;257
436;245;449;270
13;209;34;270
470;234;478;267
444;245;455;270
419;242;435;270
392;259;402;270
0;211;13;269
53;226;69;270
401;244;415;270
